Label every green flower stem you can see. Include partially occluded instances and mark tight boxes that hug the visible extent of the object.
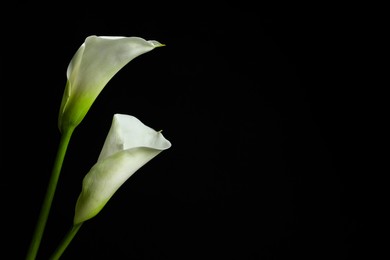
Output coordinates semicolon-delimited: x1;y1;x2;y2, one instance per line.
50;223;83;260
26;127;75;260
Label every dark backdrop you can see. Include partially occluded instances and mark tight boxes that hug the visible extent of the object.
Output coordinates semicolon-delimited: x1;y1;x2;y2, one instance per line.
2;3;364;260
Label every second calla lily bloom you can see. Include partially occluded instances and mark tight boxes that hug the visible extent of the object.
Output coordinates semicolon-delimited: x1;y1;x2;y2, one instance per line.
58;36;164;133
73;114;171;224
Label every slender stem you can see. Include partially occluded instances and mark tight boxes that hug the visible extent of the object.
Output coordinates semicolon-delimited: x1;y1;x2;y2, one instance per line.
49;223;83;260
25;127;75;260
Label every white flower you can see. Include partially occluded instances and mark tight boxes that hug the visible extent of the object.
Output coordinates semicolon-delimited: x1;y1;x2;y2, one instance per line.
73;114;171;224
58;36;164;133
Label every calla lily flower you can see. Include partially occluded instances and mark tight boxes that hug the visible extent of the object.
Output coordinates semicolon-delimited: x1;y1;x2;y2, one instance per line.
74;114;171;224
58;36;164;133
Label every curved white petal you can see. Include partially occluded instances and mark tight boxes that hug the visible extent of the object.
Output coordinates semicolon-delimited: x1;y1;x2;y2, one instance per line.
98;114;170;161
58;36;164;132
74;114;171;224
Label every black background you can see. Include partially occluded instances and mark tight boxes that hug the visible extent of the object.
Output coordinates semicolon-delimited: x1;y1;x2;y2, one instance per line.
2;2;367;260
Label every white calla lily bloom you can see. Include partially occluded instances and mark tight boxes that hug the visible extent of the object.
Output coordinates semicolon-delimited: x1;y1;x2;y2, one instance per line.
74;114;171;224
58;36;164;133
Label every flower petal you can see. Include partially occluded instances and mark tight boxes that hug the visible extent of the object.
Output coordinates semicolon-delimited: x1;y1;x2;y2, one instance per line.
98;114;170;161
73;114;171;224
58;36;164;132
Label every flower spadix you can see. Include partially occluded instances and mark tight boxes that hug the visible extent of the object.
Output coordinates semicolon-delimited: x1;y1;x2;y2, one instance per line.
74;114;171;224
58;36;164;133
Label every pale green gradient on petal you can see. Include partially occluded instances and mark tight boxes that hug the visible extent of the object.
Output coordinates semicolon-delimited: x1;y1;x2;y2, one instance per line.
74;114;171;224
58;36;164;133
